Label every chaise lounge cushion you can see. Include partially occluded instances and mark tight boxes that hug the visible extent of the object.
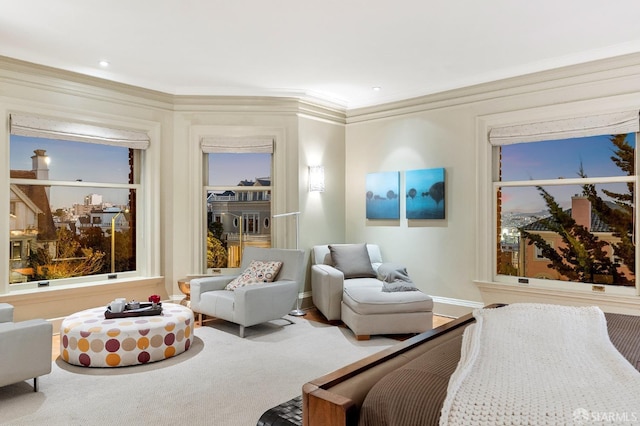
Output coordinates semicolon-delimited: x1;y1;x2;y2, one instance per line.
328;243;376;278
342;285;433;316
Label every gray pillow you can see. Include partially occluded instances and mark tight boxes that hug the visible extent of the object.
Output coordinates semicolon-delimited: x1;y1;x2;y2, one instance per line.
328;243;376;279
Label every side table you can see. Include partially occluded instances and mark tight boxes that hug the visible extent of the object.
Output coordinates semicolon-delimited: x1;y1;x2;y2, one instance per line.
177;278;192;308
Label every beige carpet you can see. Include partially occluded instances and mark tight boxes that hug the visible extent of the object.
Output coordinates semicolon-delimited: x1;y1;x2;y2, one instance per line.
0;317;395;426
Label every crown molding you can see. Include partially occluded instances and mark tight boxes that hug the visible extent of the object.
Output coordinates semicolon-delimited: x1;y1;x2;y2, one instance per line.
0;55;346;123
346;52;640;124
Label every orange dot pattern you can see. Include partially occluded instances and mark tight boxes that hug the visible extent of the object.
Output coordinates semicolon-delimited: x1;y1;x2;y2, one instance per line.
60;303;193;368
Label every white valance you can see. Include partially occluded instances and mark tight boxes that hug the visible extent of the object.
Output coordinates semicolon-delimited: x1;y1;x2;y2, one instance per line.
10;114;150;149
489;110;639;146
200;136;274;154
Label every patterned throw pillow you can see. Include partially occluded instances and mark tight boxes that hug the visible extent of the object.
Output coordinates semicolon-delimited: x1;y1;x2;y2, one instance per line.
225;260;283;290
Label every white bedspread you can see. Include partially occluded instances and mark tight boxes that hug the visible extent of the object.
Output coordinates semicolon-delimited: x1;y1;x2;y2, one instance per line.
439;303;640;425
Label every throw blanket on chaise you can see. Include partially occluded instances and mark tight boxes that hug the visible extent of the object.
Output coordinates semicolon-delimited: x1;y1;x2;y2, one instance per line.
440;303;640;425
376;262;418;292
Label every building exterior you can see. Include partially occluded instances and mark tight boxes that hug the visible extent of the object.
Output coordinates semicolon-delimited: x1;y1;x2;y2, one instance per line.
519;196;633;284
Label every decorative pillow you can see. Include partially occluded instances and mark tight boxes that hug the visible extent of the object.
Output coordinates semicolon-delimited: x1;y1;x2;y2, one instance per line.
225;260;283;290
328;243;376;279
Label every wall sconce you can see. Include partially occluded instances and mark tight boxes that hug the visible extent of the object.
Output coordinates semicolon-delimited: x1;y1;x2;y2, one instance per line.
308;166;325;192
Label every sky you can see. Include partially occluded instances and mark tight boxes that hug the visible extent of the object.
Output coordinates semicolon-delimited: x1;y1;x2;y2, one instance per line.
208;153;271;186
11;136;271;209
500;133;636;213
11;133;635;213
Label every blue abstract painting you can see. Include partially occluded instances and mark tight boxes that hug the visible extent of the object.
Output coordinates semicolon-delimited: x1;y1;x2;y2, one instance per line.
405;168;445;219
366;171;400;220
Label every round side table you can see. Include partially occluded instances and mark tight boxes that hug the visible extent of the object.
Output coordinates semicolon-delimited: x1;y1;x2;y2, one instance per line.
177;278;191;307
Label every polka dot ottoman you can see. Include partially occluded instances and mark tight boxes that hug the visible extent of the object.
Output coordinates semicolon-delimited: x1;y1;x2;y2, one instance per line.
60;303;194;367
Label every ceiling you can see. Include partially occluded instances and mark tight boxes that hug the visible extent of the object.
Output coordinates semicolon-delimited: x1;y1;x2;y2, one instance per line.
1;0;640;109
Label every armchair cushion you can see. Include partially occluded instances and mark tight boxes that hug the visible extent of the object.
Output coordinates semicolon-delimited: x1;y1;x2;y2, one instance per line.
225;260;283;290
328;243;376;279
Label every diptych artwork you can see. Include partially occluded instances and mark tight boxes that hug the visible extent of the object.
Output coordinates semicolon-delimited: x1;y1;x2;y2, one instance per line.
366;171;400;219
405;168;445;219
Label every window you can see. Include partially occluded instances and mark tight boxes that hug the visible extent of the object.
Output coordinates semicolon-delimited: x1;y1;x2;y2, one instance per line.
492;111;639;292
8;114;148;288
202;140;273;270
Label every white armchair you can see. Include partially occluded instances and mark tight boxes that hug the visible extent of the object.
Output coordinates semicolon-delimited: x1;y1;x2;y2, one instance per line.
0;303;53;392
190;247;305;338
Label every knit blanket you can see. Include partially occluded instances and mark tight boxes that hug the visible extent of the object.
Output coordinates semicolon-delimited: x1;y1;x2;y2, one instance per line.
439;303;640;425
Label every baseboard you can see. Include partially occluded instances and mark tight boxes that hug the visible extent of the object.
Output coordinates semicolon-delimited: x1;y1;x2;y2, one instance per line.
431;296;484;318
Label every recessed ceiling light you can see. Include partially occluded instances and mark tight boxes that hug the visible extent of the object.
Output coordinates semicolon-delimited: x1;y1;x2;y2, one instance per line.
372;86;381;91
99;60;110;67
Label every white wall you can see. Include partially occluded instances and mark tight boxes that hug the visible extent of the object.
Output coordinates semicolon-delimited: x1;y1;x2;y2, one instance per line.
345;111;481;316
0;59;346;320
343;53;640;316
298;115;346;304
3;53;640;321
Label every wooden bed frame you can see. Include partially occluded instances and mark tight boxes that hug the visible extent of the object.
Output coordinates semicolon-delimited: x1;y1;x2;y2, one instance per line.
302;304;640;426
302;305;496;426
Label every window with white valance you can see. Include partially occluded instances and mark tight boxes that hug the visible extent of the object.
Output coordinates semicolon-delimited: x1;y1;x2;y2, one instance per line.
489;110;639;145
10;114;150;149
8;112;148;290
491;109;639;294
200;135;273;154
202;135;274;270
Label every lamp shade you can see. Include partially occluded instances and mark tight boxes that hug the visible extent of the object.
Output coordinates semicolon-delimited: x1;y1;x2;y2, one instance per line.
309;166;325;192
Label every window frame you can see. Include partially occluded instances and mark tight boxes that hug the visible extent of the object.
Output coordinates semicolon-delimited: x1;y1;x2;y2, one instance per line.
475;105;640;298
189;125;289;275
2;109;160;294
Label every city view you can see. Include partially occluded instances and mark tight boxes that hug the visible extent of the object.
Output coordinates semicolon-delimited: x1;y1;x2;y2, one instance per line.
9;137;272;283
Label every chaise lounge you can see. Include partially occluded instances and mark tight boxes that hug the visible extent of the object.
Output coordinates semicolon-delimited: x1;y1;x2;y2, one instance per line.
311;243;433;339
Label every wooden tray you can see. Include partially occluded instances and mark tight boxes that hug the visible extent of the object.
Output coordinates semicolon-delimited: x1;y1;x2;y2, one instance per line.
105;302;163;319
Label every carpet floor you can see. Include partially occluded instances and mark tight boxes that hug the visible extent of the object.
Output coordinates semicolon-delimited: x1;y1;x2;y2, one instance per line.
0;316;395;426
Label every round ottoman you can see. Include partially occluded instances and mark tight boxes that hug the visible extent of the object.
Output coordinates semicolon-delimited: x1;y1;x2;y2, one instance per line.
60;303;194;367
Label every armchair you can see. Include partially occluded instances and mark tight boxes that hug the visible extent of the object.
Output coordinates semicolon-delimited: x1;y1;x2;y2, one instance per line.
0;303;53;392
190;247;305;338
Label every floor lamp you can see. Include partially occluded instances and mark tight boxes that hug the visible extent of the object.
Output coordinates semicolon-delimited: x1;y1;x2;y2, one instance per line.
272;211;305;316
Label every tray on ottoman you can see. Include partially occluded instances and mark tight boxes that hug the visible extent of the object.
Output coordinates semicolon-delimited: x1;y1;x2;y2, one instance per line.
105;302;163;319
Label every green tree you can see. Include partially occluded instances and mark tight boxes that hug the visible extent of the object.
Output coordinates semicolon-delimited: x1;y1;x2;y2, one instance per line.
520;186;624;284
579;134;634;276
520;134;634;285
207;230;227;268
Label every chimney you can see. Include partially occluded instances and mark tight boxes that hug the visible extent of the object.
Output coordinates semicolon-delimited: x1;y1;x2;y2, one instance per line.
31;149;50;181
571;196;591;231
31;149;50;200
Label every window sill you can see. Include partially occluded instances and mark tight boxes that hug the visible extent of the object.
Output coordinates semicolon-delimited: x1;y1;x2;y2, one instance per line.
0;276;165;322
475;280;640;315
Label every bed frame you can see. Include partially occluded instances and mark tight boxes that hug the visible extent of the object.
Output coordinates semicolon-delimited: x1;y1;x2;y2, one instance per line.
302;305;494;426
301;303;640;426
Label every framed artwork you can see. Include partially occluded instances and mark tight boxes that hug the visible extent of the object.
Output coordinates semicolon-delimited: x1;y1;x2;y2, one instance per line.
366;171;400;219
405;168;445;219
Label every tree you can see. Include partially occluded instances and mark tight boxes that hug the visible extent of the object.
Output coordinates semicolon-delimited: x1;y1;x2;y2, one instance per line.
207;230;227;268
520;134;634;285
29;227;105;279
579;134;635;276
520;186;624;284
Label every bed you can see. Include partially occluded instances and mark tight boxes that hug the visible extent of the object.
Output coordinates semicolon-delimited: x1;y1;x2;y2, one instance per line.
301;303;640;426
